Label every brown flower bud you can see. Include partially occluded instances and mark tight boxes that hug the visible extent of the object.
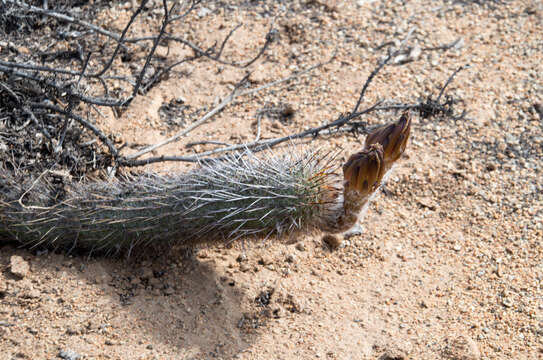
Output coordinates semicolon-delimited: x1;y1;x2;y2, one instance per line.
364;111;411;165
343;143;385;196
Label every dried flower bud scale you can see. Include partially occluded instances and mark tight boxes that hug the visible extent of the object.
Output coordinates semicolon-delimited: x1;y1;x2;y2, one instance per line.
0;113;411;256
344;112;412;238
364;111;411;178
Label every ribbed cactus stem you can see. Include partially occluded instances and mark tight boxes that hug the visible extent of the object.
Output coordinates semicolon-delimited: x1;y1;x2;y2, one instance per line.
0;148;341;255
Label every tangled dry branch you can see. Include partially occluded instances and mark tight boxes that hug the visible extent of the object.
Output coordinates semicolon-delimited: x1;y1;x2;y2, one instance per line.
0;0;467;176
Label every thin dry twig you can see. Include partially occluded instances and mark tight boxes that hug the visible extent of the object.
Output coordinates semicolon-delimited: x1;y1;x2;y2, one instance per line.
123;53;334;163
1;0;282;171
29;102;119;158
0;2;466;173
423;37;463;52
239;50;336;98
124;73;250;161
123;61;467;166
352;28;414;115
5;0;126;43
437;64;469;102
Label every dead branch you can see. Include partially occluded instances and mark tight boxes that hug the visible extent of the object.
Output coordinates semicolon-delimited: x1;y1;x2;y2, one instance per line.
122;53;335;163
124;74;250;161
122;62;467;167
5;0;125;43
0;1;467;175
0;0;280;173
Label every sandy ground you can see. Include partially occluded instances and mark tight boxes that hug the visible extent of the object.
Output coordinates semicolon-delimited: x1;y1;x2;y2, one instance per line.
1;0;542;359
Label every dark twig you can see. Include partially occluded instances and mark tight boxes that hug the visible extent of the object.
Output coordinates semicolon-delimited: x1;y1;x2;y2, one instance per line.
125;73;250;161
351;29;414;115
77;52;92;85
123;102;382;166
22;107;53;141
423;37;463;52
437;64;468;102
29;102;119;159
0;81;20;104
126;0;174;105
126;26;278;69
91;0;149;77
186;140;231;148
6;0;126;44
122;62;468;167
0;64;126;107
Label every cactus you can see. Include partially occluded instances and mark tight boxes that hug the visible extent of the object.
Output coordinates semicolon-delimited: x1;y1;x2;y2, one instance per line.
0;113;411;256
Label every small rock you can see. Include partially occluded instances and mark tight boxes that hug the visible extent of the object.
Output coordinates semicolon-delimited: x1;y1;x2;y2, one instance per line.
197;7;211;17
453;37;465;50
295;242;306;251
0;281;7;298
163;286;175;296
443;335;480;360
148;277;161;288
154;45;169;58
236;253;247;262
272;307;284;318
408;44;422;60
22;289;40;299
502;297;513;308
239;263;250;272
10;256;30;279
379;344;409;360
65;326;79;336
533;103;543;120
393;44;421;64
58;349;81;360
18;46;31;55
146;344;153;350
140;268;154;281
322;234;342;250
258;255;273;266
285;254;296;263
357;0;377;6
344;223;363;239
449;231;465;244
417;196;437;211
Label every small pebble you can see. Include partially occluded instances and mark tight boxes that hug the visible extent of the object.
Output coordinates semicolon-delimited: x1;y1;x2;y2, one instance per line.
239;263;250;272
58;349;81;360
258;255;273;266
322;234;342;250
295;242;306;251
285;254;296;263
10;255;30;279
443;335;480;360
